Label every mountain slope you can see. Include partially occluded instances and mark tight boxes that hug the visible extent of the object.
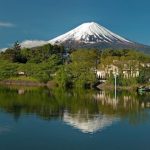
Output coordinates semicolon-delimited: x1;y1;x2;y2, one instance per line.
50;22;132;44
49;22;150;53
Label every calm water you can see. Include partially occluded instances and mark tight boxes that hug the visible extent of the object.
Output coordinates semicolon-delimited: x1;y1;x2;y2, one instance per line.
0;86;150;150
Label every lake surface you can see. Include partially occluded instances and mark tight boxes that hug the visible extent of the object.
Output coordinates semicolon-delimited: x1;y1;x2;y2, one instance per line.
0;86;150;150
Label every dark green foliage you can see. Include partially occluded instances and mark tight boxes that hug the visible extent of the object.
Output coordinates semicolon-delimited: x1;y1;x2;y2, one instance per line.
117;76;137;86
55;66;73;87
0;48;17;62
138;67;150;84
0;42;65;83
107;74;138;86
20;44;65;63
0;61;18;80
0;43;65;64
1;42;27;63
55;49;98;88
102;49;150;61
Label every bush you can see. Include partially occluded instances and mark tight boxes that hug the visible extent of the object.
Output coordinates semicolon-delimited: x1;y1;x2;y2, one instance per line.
138;67;150;84
0;61;18;80
55;66;73;87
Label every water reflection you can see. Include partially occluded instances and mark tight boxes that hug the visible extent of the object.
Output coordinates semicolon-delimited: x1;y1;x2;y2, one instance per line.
94;90;150;110
18;89;25;95
0;86;149;134
63;112;118;133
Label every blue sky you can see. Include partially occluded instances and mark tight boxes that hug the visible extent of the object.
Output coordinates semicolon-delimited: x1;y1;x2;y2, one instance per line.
0;0;150;48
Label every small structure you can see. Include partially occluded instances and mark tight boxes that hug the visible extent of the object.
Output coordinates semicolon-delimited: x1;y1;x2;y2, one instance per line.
97;70;106;79
17;71;26;76
122;69;139;78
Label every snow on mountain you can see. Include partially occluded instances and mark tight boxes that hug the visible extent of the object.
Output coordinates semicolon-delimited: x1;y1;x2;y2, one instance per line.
49;22;132;45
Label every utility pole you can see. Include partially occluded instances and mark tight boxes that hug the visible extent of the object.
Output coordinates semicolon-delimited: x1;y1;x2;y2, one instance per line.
114;73;117;100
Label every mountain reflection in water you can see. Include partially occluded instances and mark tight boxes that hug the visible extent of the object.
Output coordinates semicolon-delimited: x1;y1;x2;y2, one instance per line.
0;86;149;134
63;112;118;133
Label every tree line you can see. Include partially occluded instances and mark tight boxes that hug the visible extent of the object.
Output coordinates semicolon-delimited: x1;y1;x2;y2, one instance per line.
0;42;150;87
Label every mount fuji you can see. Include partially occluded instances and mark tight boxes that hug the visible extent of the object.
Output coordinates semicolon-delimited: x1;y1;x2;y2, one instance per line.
48;22;150;53
4;22;149;53
50;22;132;45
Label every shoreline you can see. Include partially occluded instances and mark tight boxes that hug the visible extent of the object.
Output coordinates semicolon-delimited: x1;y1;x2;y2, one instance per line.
0;80;57;88
0;79;149;90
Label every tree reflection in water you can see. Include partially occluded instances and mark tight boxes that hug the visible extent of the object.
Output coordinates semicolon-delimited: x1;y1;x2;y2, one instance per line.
0;86;149;133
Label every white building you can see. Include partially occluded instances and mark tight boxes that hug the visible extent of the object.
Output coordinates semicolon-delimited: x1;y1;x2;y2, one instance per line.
96;64;140;79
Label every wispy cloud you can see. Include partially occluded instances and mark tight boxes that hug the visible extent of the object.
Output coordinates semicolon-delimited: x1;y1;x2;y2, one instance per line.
0;21;15;28
0;48;7;52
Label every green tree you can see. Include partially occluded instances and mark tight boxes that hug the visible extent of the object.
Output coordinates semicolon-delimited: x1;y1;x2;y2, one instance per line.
138;67;150;84
70;49;98;87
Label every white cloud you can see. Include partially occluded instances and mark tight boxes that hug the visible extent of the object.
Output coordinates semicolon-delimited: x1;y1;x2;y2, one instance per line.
21;40;48;48
0;40;48;51
0;48;7;52
0;22;15;28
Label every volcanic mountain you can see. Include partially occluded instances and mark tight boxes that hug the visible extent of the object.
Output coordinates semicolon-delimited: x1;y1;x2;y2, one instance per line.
12;22;149;54
50;22;131;45
48;22;150;53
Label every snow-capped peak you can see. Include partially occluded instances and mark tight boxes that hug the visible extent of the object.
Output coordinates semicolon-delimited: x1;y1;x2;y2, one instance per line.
49;22;132;44
0;22;137;51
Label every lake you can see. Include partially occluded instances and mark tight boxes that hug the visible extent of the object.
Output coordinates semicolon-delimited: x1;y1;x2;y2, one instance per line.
0;86;150;150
